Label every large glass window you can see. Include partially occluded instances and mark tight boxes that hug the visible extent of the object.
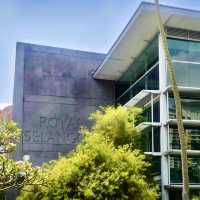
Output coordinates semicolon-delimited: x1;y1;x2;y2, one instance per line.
154;127;160;152
167;62;200;88
143;127;160;152
167;38;200;88
115;37;159;104
146;155;161;181
146;66;159;90
144;127;152;152
169;97;200;120
120;37;158;84
151;156;161;175
170;156;200;184
116;65;159;105
142;101;160;123
168;38;200;62
169;126;200;150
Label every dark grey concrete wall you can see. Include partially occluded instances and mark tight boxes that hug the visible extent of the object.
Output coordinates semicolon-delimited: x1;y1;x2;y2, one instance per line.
13;43;114;165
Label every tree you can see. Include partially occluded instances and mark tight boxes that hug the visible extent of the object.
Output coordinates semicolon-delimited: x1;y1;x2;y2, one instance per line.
193;197;200;200
17;106;159;200
0;121;40;199
154;1;189;199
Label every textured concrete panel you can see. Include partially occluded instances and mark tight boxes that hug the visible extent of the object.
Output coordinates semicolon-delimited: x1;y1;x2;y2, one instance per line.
13;43;114;165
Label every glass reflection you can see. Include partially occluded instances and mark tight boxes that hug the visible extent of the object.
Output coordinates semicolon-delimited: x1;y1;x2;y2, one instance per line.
168;38;200;62
169;127;200;150
170;156;200;184
116;65;159;105
167;38;200;88
169;97;200;120
115;37;159;102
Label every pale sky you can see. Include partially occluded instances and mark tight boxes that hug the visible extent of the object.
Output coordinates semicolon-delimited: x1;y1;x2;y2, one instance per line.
0;0;200;109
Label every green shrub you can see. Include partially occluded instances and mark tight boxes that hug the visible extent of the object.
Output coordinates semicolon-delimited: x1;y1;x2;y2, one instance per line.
17;106;159;200
88;106;142;148
0;121;39;193
193;197;200;200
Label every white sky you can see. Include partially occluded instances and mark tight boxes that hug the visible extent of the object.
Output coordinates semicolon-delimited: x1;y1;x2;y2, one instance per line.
0;103;11;110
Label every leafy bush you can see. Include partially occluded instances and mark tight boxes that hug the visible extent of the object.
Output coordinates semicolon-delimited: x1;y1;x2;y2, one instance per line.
17;106;159;200
0;122;37;189
0;121;42;199
88;106;142;148
193;196;200;200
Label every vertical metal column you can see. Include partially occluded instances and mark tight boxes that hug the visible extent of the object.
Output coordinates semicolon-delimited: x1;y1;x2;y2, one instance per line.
159;34;169;200
151;93;154;153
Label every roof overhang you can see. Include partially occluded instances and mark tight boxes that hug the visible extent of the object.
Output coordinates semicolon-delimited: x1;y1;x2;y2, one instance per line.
94;2;200;81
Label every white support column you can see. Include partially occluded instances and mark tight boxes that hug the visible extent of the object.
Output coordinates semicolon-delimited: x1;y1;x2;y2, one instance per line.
159;34;169;200
151;93;154;153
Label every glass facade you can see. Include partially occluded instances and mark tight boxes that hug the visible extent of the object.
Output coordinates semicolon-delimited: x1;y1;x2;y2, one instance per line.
168;38;200;88
168;62;200;88
116;65;159;105
168;38;200;62
166;36;200;193
115;35;200;197
151;156;161;175
146;155;161;179
142;101;160;123
170;156;200;184
143;127;160;152
169;127;200;150
115;37;159;105
169;97;200;120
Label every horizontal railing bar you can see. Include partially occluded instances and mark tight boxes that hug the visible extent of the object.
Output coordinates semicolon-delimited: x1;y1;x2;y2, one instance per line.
116;61;159;103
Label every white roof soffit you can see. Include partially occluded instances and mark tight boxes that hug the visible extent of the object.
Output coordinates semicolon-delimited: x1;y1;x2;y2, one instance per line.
94;2;200;81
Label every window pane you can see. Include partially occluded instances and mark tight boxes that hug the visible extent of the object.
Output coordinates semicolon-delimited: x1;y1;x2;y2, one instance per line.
169;97;200;120
167;62;200;88
154;127;160;152
144;127;152;152
169;128;180;149
143;107;152;122
116;77;146;105
143;127;160;152
170;156;200;184
153;101;160;122
168;97;176;119
169;127;200;150
116;66;160;104
120;37;158;83
147;65;159;90
115;37;159;105
115;82;130;100
167;38;200;88
168;38;200;62
151;156;161;175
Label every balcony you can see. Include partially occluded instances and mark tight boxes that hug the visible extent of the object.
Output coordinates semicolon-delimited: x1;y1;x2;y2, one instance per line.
115;63;159;105
124;90;160;108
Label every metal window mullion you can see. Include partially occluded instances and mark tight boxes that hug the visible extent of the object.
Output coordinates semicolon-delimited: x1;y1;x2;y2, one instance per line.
173;59;200;65
167;91;169;122
168;155;171;184
167;124;170;151
168;35;200;43
152;126;154;153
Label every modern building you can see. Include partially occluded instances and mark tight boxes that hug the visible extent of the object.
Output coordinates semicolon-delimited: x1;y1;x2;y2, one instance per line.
13;2;200;200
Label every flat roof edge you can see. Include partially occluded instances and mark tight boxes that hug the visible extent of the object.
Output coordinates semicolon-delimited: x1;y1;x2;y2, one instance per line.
94;1;200;81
